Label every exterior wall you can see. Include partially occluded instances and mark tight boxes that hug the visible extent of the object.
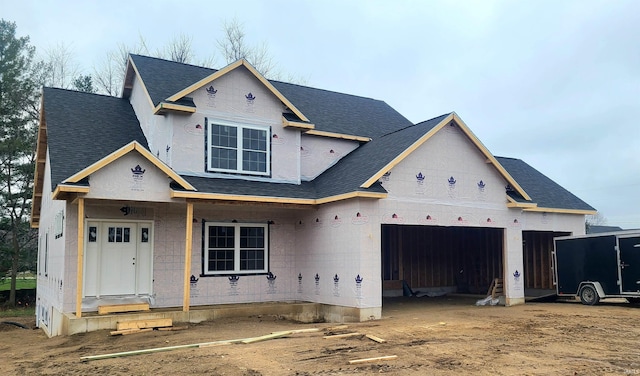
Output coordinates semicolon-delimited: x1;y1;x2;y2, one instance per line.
166;67;302;183
294;199;382;320
300;134;359;180
35;149;68;335
185;205;302;308
128;74;162;157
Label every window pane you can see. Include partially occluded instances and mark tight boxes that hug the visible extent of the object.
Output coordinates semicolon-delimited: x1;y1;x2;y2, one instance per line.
116;227;123;242
240;249;264;271
211;124;237;147
210;124;238;171
88;226;97;242
123;227;130;242
208;250;234;271
243;128;267;151
108;227;115;242
209;226;234;248
240;227;264;248
242;150;267;172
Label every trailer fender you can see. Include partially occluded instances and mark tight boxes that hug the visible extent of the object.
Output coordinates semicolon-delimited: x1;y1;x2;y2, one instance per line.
577;282;605;305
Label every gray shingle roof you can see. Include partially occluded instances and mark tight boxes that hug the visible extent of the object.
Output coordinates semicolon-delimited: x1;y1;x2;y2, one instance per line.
41;59;595;213
496;156;596;211
43;87;148;189
128;54;413;139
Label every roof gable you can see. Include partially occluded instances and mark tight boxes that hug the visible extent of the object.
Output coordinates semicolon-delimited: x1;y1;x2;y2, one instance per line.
63;141;194;193
124;54;412;140
346;112;530;201
126;55;312;123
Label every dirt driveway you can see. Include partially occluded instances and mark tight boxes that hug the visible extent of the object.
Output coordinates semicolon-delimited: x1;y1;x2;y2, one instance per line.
2;296;640;375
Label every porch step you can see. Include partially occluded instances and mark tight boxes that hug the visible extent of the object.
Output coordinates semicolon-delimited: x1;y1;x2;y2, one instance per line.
98;303;150;315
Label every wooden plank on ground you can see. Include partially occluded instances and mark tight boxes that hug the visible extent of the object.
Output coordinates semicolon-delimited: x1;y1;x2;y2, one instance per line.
110;328;153;336
158;326;188;331
326;325;348;331
348;355;398;364
116;318;172;331
98;303;150;315
365;334;386;343
241;331;293;344
323;332;361;339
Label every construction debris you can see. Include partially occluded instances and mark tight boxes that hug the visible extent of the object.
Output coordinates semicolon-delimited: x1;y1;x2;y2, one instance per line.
349;355;398;364
323;332;361;339
365;334;386;343
83;327;323;361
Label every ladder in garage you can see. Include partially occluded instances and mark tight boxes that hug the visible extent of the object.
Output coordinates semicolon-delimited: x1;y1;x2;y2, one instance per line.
487;278;504;299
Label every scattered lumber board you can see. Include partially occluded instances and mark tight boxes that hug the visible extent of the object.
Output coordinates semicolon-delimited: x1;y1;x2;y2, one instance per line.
83;327;323;360
241;331;293;344
110;328;154;336
116;318;172;331
323;332;361;339
158;326;188;331
98;303;150;315
348;355;398;364
326;324;348;331
365;334;386;343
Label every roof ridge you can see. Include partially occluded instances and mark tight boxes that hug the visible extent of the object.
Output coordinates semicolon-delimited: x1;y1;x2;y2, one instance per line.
130;53;218;72
43;86;122;99
272;79;388;102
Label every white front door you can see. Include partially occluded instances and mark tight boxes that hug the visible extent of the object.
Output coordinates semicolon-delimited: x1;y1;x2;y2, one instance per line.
84;221;153;297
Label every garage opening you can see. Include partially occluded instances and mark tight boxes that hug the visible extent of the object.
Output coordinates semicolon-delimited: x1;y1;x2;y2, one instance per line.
382;225;504;296
522;230;570;296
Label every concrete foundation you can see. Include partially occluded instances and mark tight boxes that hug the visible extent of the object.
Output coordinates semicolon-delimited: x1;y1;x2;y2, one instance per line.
44;302;380;337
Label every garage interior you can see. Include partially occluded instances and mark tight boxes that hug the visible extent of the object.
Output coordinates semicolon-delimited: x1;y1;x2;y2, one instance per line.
381;225;504;296
382;226;571;299
522;230;570;296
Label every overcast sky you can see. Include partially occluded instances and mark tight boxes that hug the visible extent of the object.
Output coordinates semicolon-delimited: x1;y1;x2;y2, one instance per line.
4;0;639;228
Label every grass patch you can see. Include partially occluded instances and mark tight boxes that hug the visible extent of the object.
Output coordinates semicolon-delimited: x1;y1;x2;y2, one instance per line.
0;306;35;317
0;278;36;292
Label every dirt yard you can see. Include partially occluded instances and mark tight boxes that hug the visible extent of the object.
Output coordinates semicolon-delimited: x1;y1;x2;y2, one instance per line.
2;297;640;375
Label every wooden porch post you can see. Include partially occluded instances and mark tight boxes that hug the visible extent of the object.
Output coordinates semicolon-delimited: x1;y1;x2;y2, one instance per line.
182;202;193;312
75;197;85;318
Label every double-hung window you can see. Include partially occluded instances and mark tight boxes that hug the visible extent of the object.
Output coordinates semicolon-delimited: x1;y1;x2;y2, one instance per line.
207;120;270;176
204;222;269;275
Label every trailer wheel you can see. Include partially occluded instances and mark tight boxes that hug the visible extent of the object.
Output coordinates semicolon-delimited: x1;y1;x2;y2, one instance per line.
579;285;599;305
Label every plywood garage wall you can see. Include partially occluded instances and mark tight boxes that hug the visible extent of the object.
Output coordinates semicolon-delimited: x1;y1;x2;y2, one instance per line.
522;231;570;290
382;225;503;294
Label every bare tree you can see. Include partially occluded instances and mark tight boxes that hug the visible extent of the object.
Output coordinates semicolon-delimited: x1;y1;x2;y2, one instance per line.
160;33;195;64
43;42;81;89
217;18;277;78
93;35;151;96
585;213;608;233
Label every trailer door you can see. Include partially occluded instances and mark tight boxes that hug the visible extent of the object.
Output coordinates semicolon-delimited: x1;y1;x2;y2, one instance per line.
619;235;640;293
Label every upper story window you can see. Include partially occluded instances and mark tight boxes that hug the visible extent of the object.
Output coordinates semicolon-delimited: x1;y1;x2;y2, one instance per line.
207;119;270;176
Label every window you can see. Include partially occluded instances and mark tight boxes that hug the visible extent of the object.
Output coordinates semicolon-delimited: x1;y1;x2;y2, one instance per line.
107;226;131;243
203;222;268;275
207;120;270;175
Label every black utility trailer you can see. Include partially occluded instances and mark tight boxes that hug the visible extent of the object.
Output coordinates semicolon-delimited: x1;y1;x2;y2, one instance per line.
554;231;640;305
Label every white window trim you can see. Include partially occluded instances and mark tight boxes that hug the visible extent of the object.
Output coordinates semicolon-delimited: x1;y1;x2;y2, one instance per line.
203;222;269;275
206;119;271;176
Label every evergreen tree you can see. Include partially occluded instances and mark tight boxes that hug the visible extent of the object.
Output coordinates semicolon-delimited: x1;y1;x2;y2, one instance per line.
0;19;39;306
